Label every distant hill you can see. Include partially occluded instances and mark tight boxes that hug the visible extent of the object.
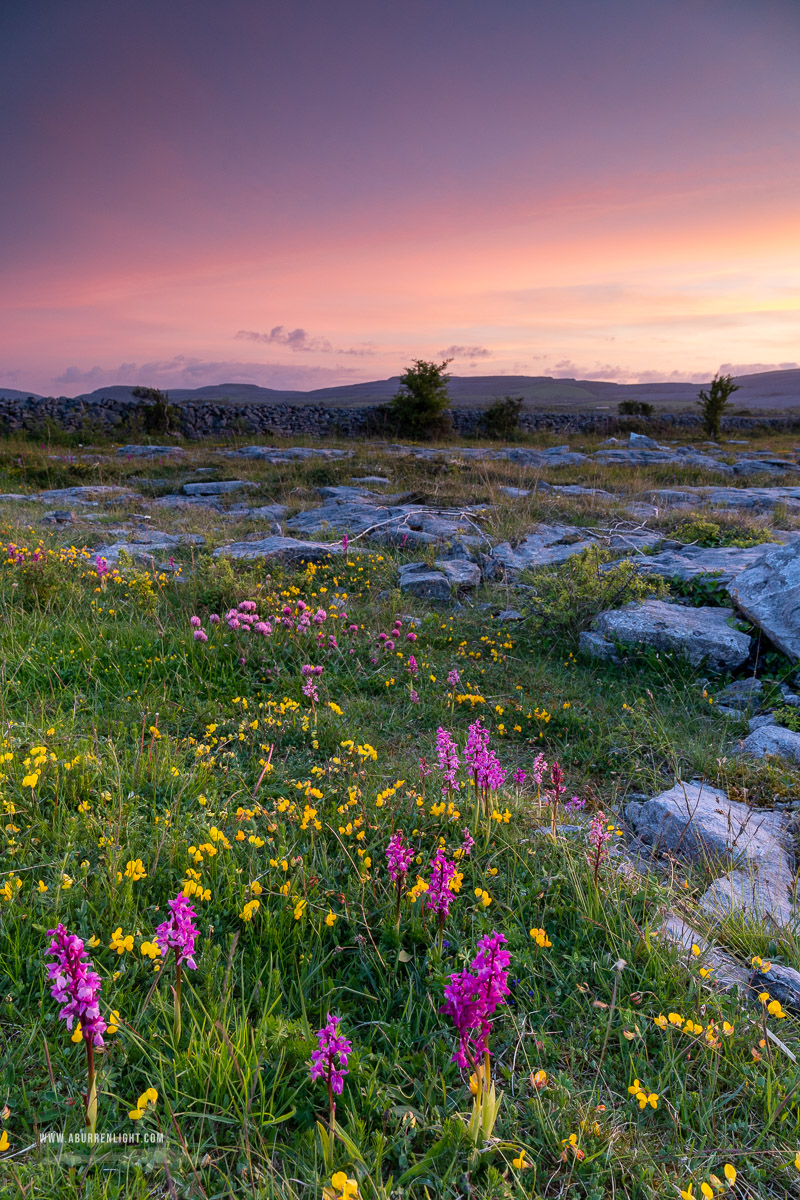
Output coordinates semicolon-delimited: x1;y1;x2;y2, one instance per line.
1;369;799;411
0;387;44;401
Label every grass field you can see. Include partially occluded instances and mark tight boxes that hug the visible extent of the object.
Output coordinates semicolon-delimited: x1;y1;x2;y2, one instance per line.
2;429;800;1199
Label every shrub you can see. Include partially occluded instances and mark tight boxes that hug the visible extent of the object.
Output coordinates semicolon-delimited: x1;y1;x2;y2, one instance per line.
388;359;453;438
674;516;775;549
524;546;666;642
771;705;800;733
697;373;739;441
131;386;180;435
618;399;654;417
483;395;523;439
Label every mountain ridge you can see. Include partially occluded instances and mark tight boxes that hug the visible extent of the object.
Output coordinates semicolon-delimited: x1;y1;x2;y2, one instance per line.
1;369;800;411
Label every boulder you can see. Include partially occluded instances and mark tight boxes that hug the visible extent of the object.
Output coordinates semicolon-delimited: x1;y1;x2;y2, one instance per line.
715;678;764;709
626;782;790;868
748;714;776;731
578;630;621;664
753;962;800;1012
213;536;343;562
397;563;451;601
698;870;795;926
434;559;481;589
592;600;751;672
738;724;800;763
629;432;662;449
728;541;800;659
627;782;795;927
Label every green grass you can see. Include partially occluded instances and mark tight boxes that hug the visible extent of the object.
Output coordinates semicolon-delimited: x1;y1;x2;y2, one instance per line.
1;433;800;1198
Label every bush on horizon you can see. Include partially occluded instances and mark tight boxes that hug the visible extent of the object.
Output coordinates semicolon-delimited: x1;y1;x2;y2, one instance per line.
483;394;523;438
387;358;453;438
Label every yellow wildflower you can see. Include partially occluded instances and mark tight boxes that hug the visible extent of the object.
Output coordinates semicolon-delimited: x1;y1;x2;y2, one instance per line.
110;928;134;954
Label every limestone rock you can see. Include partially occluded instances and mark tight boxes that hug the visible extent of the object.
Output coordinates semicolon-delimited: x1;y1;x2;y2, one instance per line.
633;544;770;584
645;489;699;508
733;457;798;476
434;559;481;589
116;444;186;457
748;714;777;731
230;446;349;461
626;781;788;867
627;782;796;927
594;448;731;472
213;536;343;562
501;445;588;467
287;501;392;537
397;563;451;601
738;724;800;763
36;486;139;504
715;678;764;709
592;600;751;672
658;914;750;994
698;870;795;926
243;503;289;521
490;525;597;573
754;962;800;1012
578;630;621;664
182;480;258;496
729;541;800;659
629;432;662;449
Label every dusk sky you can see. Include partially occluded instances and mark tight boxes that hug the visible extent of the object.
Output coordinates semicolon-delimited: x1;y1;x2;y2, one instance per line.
2;0;799;395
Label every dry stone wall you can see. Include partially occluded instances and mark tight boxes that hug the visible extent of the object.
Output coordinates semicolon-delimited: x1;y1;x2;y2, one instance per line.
1;393;800;438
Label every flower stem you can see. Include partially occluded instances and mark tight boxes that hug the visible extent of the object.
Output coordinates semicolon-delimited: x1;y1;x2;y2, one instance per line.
174;961;183;1043
85;1039;97;1135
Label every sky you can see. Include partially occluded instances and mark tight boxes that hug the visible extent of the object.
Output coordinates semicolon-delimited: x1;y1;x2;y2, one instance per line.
1;0;799;396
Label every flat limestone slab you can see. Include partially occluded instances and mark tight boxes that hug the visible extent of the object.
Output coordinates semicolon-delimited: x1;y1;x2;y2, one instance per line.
182;480;259;496
213;536;343;562
36;486;139;504
116;445;186;457
632;544;770;584
490;525;597;573
592;599;751;672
